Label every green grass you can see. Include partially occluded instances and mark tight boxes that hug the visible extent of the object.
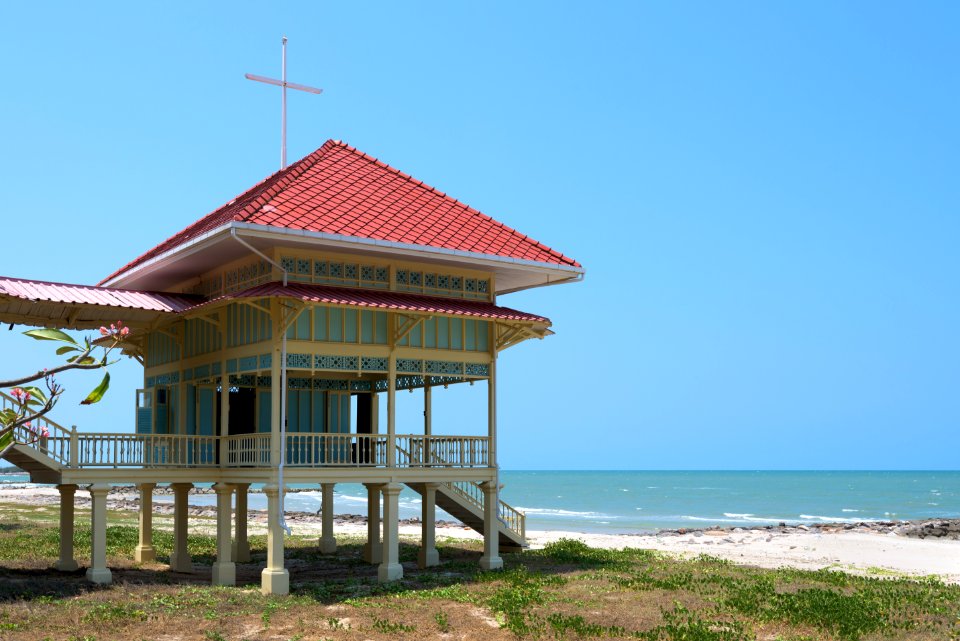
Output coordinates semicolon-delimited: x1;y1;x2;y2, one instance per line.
0;508;959;640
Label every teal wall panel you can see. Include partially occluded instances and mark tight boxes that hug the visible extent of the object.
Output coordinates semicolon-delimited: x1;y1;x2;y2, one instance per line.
424;318;437;348
311;391;326;433
137;407;152;434
478;321;489;351
450;319;463;349
329;309;342;341
314;307;327;340
374;312;388;344
198;388;215;436
344;310;357;343
360;311;373;343
185;385;196;435
437;317;448;349
465;320;476;350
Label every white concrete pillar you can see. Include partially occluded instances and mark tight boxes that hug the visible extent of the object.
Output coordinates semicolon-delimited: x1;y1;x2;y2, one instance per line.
170;483;193;572
418;482;440;568
261;483;289;595
86;483;112;584
212;482;235;586
55;484;78;571
479;480;503;570
363;482;382;564
134;482;156;563
378;483;403;582
319;482;337;554
233;483;251;563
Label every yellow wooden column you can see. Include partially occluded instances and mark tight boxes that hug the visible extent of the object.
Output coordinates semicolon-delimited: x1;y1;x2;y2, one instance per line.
418;482;440;568
170;482;193;572
319;482;337;554
488;359;497;468
363;482;382;564
424;386;432;436
378;483;403;582
387;353;396;468
233;483;251;563
86;483;112;584
134;482;156;563
261;483;289;595
211;482;236;586
55;484;78;571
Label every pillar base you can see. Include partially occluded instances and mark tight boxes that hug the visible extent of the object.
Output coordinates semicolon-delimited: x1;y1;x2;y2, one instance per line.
169;552;193;573
233;540;251;563
319;536;337;555
261;568;289;595
134;545;156;563
85;567;112;584
378;562;403;582
363;541;381;564
55;559;79;572
480;555;504;571
418;549;440;569
212;562;236;586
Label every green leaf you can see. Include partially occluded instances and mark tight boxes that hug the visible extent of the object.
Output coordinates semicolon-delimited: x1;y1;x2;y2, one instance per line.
22;386;46;404
23;328;78;345
80;372;110;405
56;345;79;355
0;430;12;453
0;409;16;427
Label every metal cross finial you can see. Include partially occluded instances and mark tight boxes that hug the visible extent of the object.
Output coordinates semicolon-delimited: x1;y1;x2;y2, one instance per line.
246;36;323;170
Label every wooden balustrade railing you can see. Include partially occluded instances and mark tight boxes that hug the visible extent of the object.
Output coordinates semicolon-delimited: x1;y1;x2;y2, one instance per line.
395;435;488;467
0;390;74;465
76;433;220;467
225;434;271;467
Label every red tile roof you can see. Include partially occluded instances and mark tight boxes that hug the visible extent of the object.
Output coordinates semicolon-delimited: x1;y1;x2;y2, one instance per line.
101;140;580;285
0;276;199;312
201;282;550;324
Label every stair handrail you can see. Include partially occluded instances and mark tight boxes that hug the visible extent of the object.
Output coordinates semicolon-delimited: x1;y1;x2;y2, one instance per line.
0;390;75;466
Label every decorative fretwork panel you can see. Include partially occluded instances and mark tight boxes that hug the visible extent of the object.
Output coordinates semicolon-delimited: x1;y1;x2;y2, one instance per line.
426;360;463;376
465;363;490;377
238;356;259;372
361;357;388;372
395;269;489;300
286;353;312;369
315;355;359;371
396;358;423;373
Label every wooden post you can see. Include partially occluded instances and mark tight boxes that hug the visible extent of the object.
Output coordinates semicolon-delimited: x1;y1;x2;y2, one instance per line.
387;354;396;468
479;480;503;570
86;484;112;584
68;427;78;468
219;363;230;464
211;482;235;586
424;386;432;436
488;359;496;468
55;484;78;571
170;483;193;572
261;483;289;595
378;483;403;582
418;482;440;568
233;483;251;563
319;482;337;553
363;482;382;564
134;483;156;563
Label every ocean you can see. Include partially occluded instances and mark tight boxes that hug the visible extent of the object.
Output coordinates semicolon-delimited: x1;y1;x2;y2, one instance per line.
1;470;956;534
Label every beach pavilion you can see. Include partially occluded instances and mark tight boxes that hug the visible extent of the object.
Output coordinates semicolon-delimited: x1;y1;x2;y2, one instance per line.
0;140;583;594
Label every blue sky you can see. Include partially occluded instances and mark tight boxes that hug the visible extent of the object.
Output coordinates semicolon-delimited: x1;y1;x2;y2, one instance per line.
0;2;956;469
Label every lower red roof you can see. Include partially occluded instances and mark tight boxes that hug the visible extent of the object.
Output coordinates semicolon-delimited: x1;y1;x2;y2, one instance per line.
204;282;550;324
0;276;199;312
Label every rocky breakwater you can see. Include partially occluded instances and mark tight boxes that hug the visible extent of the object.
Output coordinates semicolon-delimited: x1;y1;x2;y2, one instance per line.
896;519;960;540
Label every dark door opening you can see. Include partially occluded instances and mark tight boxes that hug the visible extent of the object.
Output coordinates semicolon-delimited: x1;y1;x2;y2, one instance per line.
227;387;257;435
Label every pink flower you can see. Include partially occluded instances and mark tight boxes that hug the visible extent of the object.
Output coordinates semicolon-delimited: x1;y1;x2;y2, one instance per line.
39;426;49;438
99;326;109;336
120;326;130;336
10;388;29;403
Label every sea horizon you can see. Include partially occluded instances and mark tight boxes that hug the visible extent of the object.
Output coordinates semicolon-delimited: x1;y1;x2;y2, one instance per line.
2;469;956;535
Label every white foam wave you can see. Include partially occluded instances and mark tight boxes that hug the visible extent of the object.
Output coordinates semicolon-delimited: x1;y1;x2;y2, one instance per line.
515;507;611;518
841;509;859;513
799;514;880;523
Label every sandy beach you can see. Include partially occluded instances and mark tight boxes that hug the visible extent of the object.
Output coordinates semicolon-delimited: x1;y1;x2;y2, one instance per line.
1;484;957;583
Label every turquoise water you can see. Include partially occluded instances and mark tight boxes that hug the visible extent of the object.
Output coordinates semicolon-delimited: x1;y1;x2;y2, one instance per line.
2;470;957;534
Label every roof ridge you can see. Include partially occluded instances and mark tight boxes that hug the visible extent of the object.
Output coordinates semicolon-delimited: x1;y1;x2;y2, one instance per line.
236;140;338;220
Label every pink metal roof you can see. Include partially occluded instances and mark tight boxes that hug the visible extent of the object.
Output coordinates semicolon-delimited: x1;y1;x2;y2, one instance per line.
101;140;580;285
201;282;550;324
0;276;199;312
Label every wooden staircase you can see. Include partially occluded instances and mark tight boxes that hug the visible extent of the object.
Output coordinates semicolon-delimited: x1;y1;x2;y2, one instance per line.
407;481;528;551
0;391;73;484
